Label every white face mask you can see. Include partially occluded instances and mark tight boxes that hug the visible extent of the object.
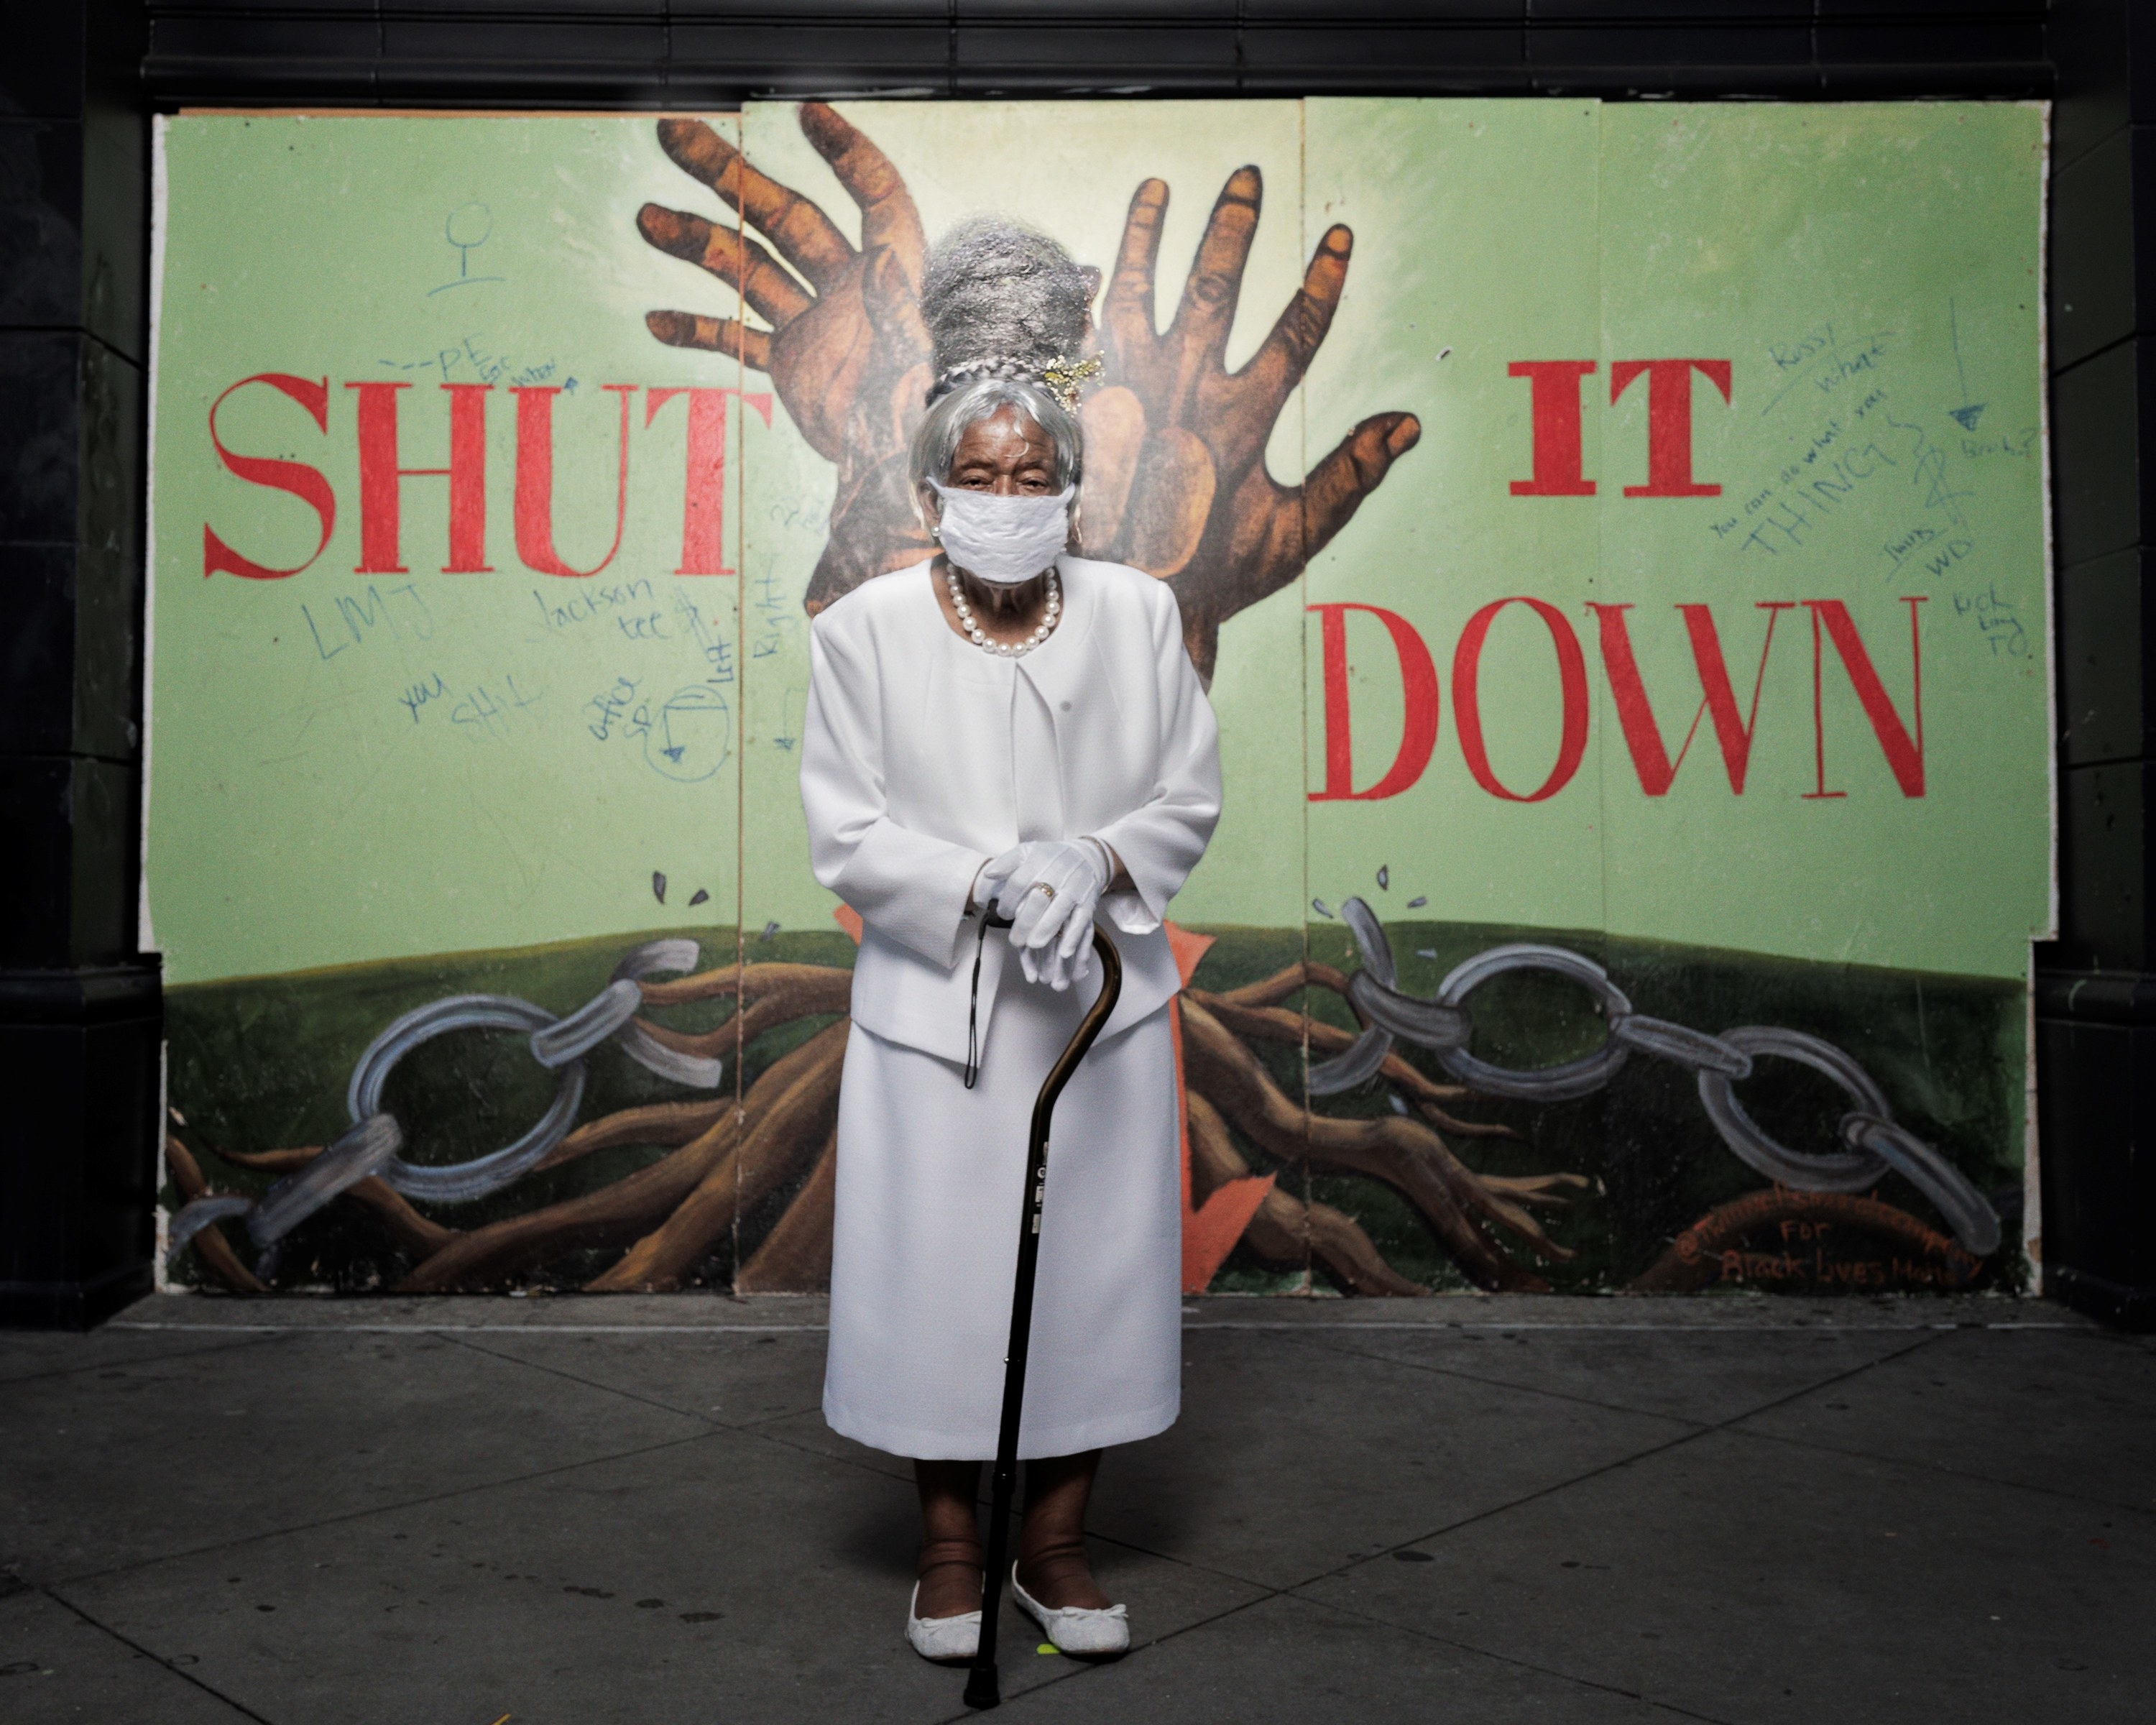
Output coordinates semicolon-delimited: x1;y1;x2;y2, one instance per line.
930;482;1073;586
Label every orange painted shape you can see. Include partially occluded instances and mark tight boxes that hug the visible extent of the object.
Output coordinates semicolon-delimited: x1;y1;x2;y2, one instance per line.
832;903;864;944
1164;921;1215;990
1163;922;1276;1293
1184;1167;1276;1294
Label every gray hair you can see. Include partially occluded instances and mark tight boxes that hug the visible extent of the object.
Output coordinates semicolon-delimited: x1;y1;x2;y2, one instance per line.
907;375;1083;504
920;216;1092;382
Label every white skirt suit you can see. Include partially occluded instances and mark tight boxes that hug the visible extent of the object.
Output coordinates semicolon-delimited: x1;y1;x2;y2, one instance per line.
799;553;1222;1460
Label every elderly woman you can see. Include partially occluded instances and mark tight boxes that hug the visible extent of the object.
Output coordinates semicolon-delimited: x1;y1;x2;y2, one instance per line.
798;219;1221;1662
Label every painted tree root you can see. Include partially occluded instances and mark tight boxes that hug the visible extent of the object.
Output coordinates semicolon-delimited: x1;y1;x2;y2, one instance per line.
162;954;1600;1296
1628;1187;1990;1293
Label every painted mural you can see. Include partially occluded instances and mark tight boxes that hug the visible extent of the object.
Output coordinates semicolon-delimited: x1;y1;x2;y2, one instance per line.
145;99;2051;1298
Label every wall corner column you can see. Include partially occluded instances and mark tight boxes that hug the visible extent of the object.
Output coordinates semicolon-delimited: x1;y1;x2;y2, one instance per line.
0;0;163;1329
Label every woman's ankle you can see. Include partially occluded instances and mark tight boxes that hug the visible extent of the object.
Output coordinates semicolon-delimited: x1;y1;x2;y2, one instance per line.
1014;1540;1110;1611
916;1561;983;1619
916;1540;985;1619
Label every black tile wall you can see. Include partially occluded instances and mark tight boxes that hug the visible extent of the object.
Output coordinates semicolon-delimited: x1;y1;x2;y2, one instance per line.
0;1;159;1328
2050;125;2140;373
2037;1010;2156;1315
2052;338;2149;571
2059;760;2156;972
0;545;82;760
2058;547;2156;771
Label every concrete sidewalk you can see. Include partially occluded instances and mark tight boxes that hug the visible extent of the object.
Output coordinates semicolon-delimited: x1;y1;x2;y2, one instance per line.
2;1293;2150;1724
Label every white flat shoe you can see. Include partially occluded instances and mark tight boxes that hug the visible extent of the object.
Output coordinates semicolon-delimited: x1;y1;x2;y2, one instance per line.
1011;1566;1130;1657
906;1581;980;1662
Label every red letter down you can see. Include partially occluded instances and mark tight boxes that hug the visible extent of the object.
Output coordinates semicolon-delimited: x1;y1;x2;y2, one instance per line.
1610;359;1732;497
1508;361;1598;497
514;385;637;578
1452;597;1590;803
1588;601;1793;795
1803;598;1927;799
645;387;774;576
203;374;336;581
1307;604;1440;801
346;382;491;574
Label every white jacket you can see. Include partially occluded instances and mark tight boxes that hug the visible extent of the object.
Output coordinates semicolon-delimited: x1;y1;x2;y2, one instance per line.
800;554;1222;1064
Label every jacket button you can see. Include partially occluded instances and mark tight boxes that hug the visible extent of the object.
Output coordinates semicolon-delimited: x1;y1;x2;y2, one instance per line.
1060;700;1072;711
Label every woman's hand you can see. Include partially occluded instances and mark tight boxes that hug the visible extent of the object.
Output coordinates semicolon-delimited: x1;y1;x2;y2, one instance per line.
980;840;1110;990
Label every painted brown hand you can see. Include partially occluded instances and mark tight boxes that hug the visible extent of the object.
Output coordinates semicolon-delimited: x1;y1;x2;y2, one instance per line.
1084;167;1422;681
637;112;1419;650
637;105;937;610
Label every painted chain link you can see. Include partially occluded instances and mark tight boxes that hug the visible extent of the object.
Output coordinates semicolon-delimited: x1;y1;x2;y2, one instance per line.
166;939;721;1280
1309;897;2001;1257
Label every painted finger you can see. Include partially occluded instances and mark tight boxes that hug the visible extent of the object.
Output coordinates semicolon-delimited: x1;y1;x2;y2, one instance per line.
657;116;856;292
1240;224;1352;421
1299;411;1422;562
644;311;773;370
1171;166;1263;367
799;102;926;279
653;117;739;193
1104;179;1169;358
637;203;812;328
1020;944;1042;986
1120;427;1216;578
1078;387;1146;551
860;246;932;362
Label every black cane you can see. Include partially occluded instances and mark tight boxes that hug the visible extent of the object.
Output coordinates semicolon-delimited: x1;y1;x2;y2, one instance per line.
962;922;1122;1711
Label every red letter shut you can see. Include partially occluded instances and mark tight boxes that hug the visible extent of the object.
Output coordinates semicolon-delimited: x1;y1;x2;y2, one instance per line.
346;382;491;574
1508;360;1598;497
1610;359;1733;497
203;373;336;580
1588;601;1792;795
1452;597;1590;803
645;386;774;576
1307;604;1441;801
514;385;637;578
1803;597;1927;799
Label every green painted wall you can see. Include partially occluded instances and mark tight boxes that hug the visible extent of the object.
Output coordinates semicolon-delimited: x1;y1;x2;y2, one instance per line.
146;101;2050;1296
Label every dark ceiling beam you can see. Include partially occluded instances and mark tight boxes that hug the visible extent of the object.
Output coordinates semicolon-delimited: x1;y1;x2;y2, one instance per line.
139;4;2054;109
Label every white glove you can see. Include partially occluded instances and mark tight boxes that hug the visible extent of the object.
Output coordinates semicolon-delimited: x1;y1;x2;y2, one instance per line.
982;839;1110;990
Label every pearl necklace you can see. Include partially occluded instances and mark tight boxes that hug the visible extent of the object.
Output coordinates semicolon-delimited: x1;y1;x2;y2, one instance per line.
946;565;1061;658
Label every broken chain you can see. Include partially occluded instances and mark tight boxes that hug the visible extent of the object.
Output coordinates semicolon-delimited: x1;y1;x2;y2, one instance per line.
1309;897;2001;1257
167;939;722;1279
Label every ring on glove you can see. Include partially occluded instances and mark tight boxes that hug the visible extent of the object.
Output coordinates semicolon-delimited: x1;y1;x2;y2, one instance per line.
1030;882;1056;901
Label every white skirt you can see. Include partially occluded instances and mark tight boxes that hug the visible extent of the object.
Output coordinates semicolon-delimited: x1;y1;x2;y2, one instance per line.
822;985;1181;1460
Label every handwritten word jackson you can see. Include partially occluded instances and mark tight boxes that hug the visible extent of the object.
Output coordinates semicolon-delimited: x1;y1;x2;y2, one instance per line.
199;374;773;580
